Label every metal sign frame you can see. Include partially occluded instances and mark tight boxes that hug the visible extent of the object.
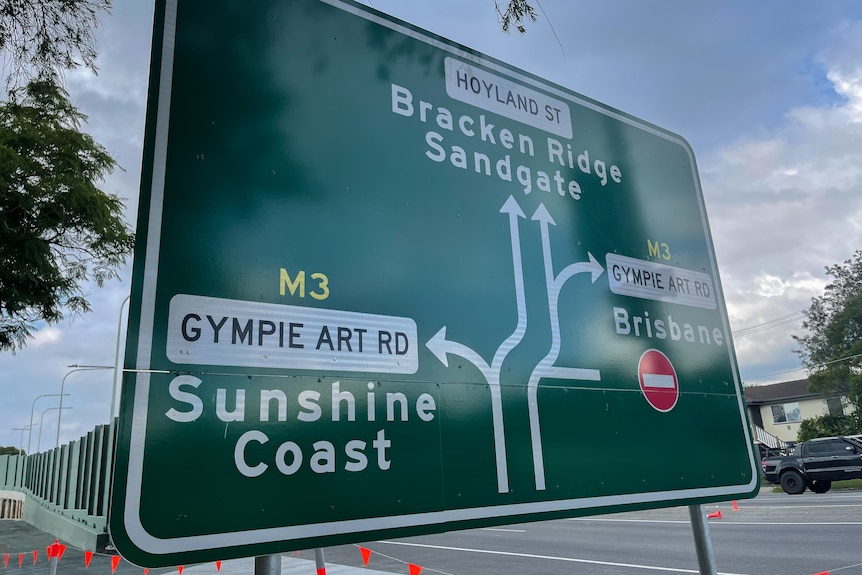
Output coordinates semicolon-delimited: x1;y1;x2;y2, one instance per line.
110;0;759;566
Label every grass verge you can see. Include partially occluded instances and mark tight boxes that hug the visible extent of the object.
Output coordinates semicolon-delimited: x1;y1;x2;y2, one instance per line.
769;478;862;493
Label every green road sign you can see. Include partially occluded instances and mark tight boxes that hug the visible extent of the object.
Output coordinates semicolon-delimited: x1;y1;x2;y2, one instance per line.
110;0;759;566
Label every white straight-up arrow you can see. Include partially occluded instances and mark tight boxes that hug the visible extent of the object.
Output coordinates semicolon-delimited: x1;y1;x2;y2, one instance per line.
426;326;510;493
424;197;531;495
492;196;528;374
527;204;603;491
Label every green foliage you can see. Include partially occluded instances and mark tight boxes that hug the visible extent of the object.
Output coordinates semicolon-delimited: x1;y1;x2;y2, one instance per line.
794;250;862;432
0;445;23;455
797;414;858;442
496;0;538;33
0;0;112;88
0;79;134;351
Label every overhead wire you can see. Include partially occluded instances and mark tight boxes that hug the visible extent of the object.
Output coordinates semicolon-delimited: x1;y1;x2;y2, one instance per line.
732;309;816;383
732;310;805;337
745;352;862;382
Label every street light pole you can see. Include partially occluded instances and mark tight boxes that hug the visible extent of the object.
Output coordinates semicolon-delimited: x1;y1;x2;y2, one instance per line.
27;393;70;454
12;425;35;453
38;407;72;453
110;294;131;422
56;364;113;448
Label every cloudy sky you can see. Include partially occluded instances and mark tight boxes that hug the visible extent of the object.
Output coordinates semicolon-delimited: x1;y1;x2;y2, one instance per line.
2;0;861;450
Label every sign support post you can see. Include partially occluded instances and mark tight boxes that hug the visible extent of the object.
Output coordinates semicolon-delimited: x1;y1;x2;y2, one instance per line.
688;505;718;575
253;555;281;575
46;539;66;575
314;549;326;575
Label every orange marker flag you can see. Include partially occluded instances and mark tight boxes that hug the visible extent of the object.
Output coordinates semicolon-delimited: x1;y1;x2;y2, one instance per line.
84;551;94;567
18;553;23;568
111;555;122;573
47;540;67;561
178;565;184;575
4;553;8;568
144;568;150;575
33;550;39;564
216;561;222;572
358;547;372;566
732;500;739;512
408;564;422;575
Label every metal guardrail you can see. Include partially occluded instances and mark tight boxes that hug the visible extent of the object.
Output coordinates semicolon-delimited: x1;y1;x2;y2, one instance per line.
0;421;116;550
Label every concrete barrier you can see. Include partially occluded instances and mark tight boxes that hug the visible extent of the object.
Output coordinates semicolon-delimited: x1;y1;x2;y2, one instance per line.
0;420;115;550
0;490;24;519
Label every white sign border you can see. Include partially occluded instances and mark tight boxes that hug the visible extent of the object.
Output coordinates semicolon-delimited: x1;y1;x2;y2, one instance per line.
119;0;759;558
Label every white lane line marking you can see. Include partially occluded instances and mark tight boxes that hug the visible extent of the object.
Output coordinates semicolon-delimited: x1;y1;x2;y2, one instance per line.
377;540;752;575
480;528;526;532
567;518;862;526
828;560;862;573
714;504;862;509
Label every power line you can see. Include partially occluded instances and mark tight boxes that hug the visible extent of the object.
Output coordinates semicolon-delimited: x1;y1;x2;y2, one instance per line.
744;365;806;382
734;315;804;336
745;352;862;382
811;352;862;370
732;310;805;337
733;310;805;335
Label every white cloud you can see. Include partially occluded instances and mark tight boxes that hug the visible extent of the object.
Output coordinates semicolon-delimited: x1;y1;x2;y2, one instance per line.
703;21;862;382
30;327;63;348
4;1;862;447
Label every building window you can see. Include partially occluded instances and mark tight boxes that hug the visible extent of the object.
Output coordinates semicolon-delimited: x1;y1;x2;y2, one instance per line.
771;402;801;424
826;397;845;416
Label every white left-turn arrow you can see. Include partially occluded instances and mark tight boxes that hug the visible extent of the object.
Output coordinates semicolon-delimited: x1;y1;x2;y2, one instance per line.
424;197;535;495
426;326;510;493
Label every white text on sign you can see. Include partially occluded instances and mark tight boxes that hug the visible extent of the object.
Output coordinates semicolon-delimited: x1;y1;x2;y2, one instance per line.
444;57;573;139
613;307;726;347
390;84;623;203
166;294;419;374
165;377;437;478
606;254;716;310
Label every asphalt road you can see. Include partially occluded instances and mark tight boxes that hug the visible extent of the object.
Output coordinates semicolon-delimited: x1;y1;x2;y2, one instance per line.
320;490;862;575
2;490;860;575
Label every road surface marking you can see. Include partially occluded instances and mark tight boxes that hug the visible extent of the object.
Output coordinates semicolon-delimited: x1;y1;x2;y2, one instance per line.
567;518;862;525
377;540;752;575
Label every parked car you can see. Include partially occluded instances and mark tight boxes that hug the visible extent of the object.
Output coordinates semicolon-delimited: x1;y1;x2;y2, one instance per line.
761;436;862;494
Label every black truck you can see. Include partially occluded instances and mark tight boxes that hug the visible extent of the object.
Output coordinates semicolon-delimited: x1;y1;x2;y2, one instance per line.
762;435;862;494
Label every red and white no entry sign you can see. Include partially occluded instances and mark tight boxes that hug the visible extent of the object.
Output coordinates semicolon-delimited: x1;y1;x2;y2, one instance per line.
637;349;679;412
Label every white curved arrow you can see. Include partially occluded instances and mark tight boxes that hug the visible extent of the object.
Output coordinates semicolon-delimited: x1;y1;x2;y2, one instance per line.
424;197;530;494
555;252;605;286
527;204;603;491
426;326;491;376
426;328;509;494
